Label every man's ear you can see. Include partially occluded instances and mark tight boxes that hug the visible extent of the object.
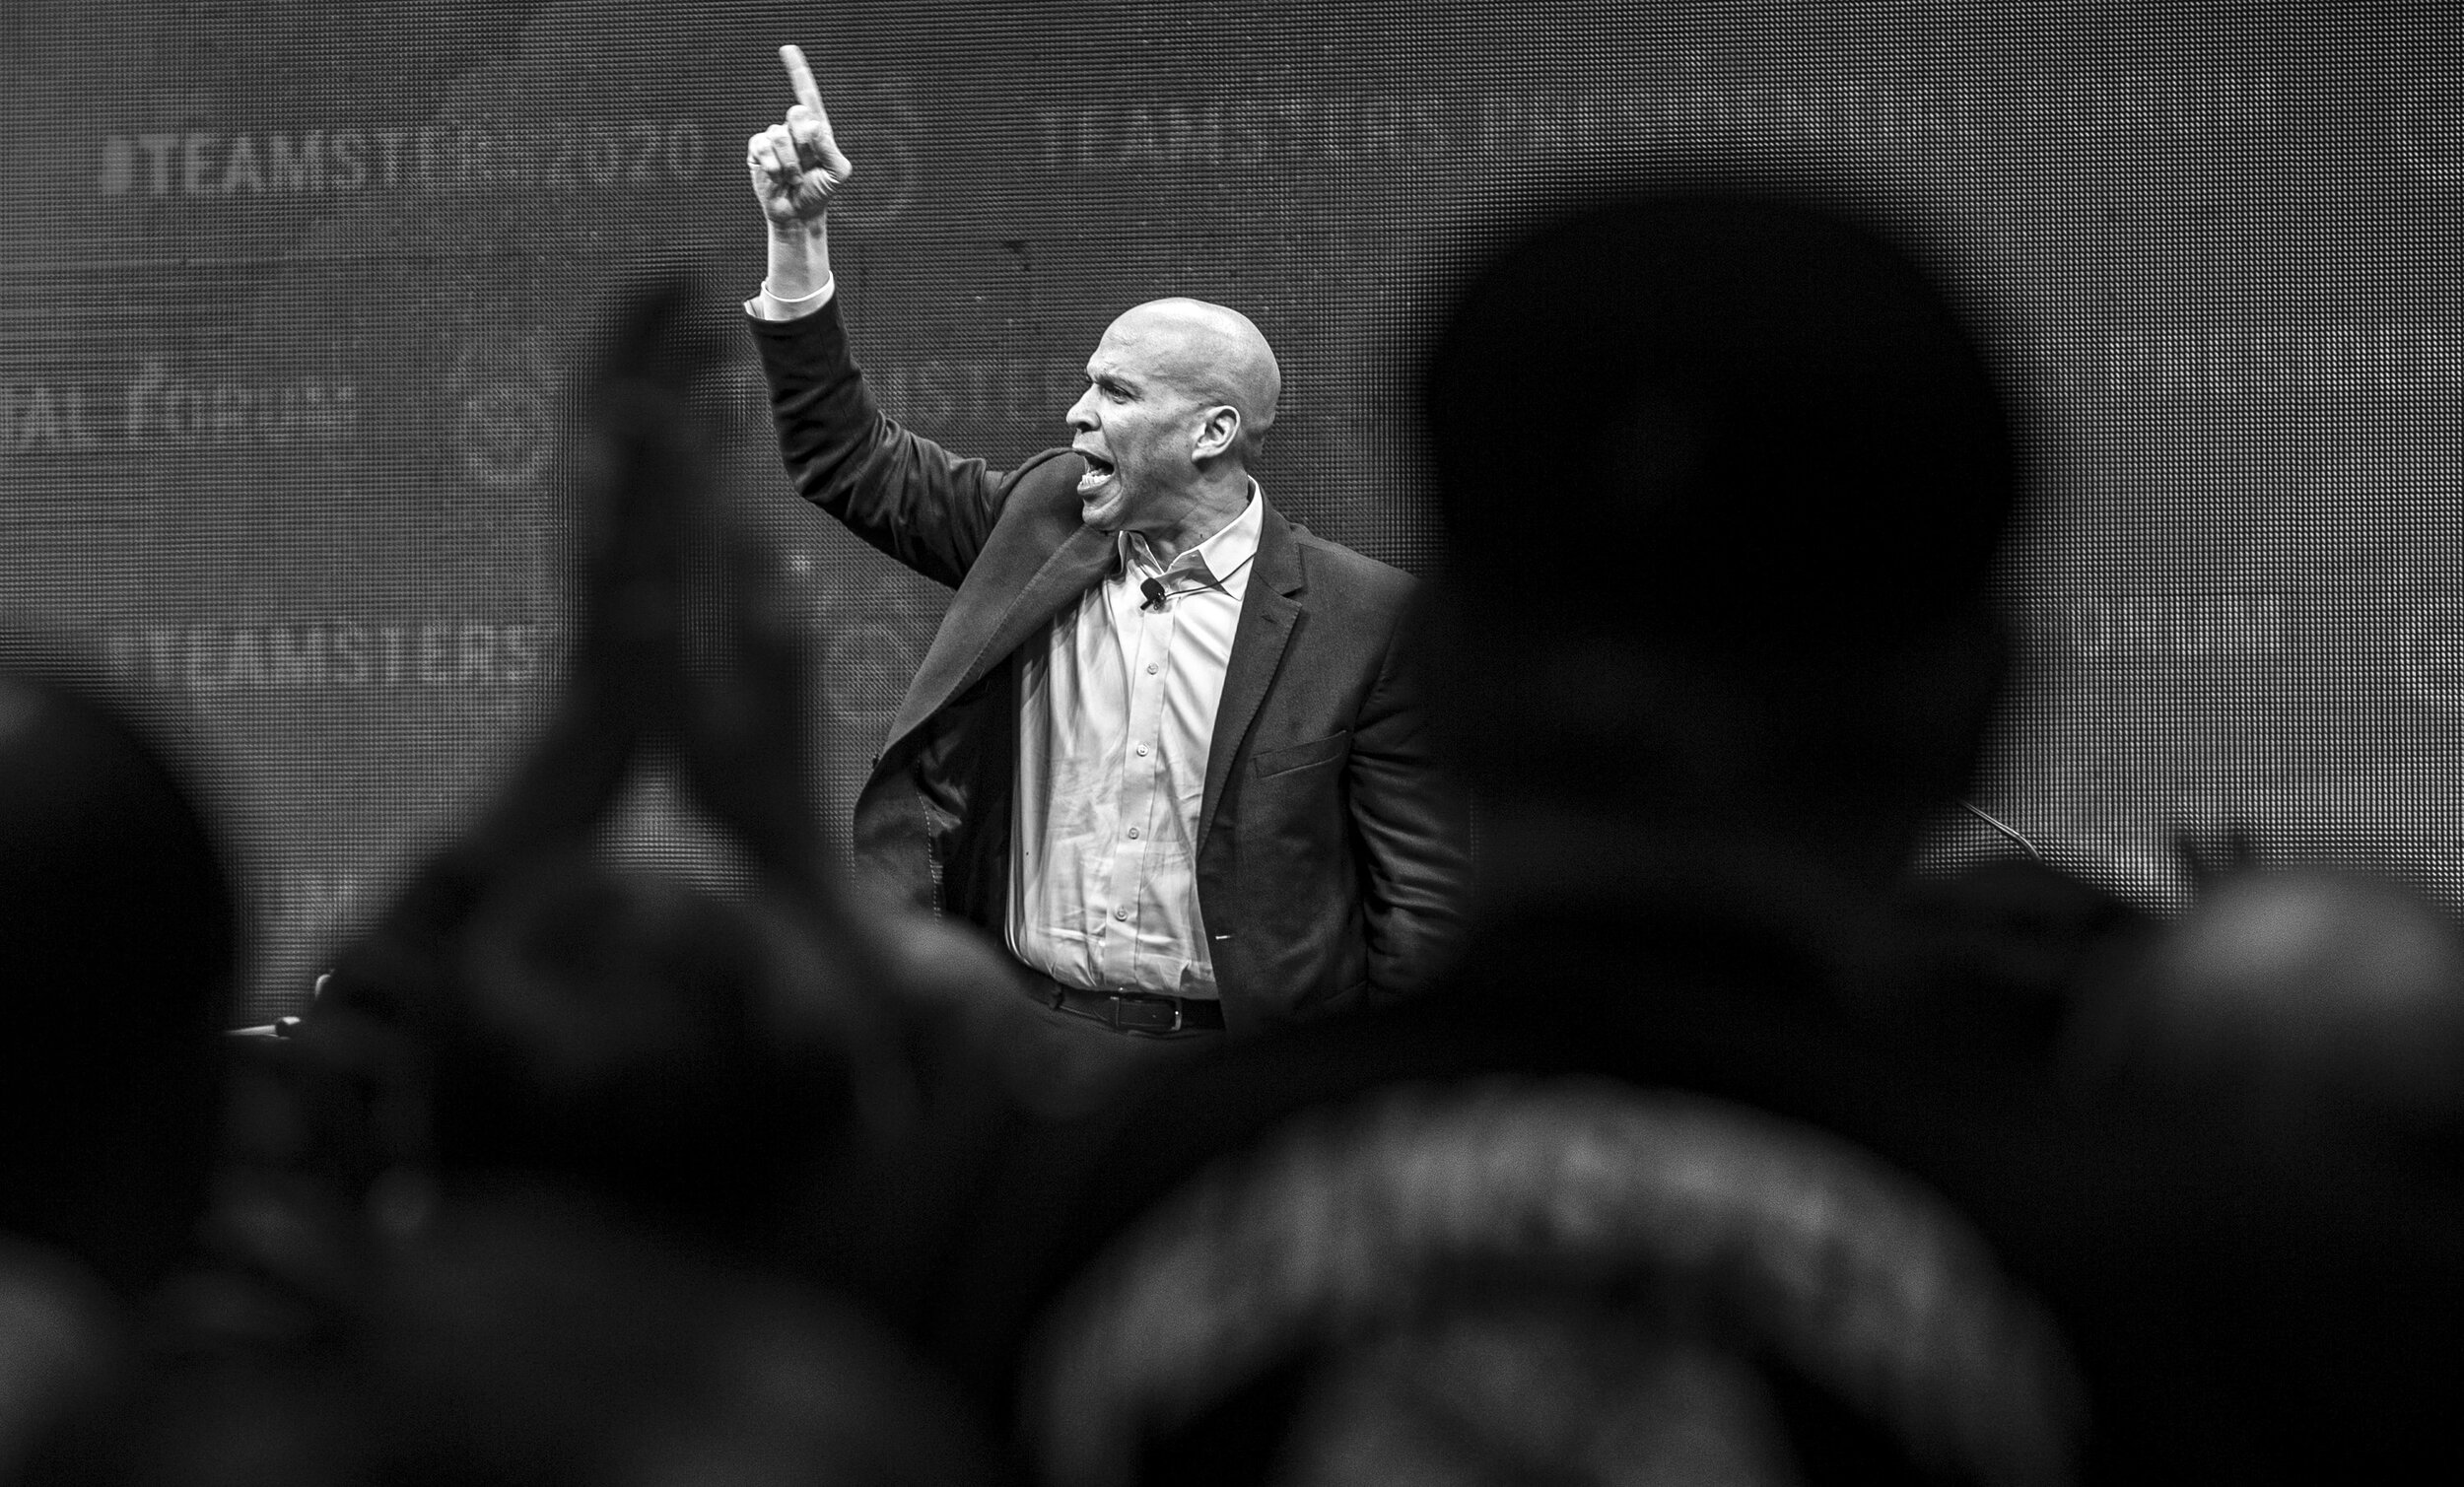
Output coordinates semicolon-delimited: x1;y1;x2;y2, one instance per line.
1192;404;1242;462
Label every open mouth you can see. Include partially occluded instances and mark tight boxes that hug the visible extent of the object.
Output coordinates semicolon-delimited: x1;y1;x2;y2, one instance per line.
1076;450;1117;493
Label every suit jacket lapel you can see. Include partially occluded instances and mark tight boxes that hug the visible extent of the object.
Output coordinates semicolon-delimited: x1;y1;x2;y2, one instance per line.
883;521;1115;752
1198;504;1305;856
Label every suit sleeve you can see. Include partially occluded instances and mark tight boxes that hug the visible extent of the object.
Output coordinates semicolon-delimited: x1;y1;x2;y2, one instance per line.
1346;601;1473;1002
747;299;1018;589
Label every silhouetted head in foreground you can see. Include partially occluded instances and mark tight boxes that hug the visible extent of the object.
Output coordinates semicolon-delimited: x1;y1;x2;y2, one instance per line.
1423;195;2017;893
2076;865;2464;1141
0;674;233;1299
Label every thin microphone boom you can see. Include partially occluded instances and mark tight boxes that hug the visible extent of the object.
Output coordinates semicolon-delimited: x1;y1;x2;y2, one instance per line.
1957;799;2045;862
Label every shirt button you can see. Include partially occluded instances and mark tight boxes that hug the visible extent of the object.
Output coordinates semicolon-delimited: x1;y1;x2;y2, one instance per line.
1127;827;1140;839
1146;663;1158;674
1114;908;1129;920
1135;745;1148;757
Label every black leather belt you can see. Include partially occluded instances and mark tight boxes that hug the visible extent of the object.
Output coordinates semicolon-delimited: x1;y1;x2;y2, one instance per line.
1018;967;1226;1034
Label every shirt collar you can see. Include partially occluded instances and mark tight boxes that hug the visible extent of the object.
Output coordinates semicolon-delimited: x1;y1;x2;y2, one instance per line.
1120;479;1264;591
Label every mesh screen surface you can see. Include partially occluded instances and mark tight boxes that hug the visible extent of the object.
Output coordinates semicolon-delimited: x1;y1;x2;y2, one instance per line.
3;1;2454;1021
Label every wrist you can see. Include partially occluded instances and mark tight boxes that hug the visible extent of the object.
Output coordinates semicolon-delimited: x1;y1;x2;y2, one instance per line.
766;215;828;245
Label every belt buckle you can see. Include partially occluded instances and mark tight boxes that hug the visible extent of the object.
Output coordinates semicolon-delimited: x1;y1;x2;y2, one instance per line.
1106;991;1181;1035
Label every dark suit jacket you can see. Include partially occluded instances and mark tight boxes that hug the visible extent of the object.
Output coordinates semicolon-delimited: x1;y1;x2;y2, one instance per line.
750;302;1467;1032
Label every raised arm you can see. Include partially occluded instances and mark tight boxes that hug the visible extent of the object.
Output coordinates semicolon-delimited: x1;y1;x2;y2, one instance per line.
747;43;851;310
744;43;1012;588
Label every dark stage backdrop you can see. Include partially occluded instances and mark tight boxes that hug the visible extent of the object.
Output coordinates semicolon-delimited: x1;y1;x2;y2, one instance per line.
3;1;2456;1021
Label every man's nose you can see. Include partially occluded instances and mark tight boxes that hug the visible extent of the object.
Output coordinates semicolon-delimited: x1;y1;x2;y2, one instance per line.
1064;393;1095;432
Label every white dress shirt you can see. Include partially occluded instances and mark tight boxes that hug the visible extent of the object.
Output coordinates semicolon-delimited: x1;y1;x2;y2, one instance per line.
1007;490;1262;999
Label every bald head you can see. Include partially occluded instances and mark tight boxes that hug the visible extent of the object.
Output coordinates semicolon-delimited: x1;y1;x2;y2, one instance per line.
1106;298;1281;462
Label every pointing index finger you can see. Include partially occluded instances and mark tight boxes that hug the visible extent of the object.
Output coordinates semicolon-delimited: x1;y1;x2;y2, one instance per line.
780;43;825;113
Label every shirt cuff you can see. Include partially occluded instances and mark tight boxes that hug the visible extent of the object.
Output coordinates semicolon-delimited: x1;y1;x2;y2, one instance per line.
744;273;836;321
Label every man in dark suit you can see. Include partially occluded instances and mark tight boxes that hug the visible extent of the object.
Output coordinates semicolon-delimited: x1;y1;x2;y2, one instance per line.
742;46;1468;1040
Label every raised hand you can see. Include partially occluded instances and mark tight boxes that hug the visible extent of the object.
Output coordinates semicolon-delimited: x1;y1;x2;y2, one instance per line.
747;43;854;229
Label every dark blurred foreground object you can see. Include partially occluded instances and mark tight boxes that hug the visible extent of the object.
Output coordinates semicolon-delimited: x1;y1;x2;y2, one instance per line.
103;1195;1008;1487
0;674;234;1300
166;280;1029;1480
287;277;924;1252
360;1200;1007;1487
1413;195;2452;1486
0;1237;126;1485
2074;864;2464;1141
0;672;235;1479
1028;1079;2083;1487
939;196;2459;1484
1424;191;2014;875
1873;856;2152;1070
288;281;1063;1308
